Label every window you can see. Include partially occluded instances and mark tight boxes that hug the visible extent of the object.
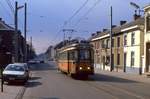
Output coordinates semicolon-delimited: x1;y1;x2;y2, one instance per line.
106;39;110;48
68;51;77;60
106;56;110;65
101;40;105;48
131;32;135;45
95;42;99;49
59;52;67;60
79;50;90;60
124;35;127;46
117;53;120;65
131;51;135;67
6;65;24;71
117;37;120;47
94;42;96;49
146;16;150;31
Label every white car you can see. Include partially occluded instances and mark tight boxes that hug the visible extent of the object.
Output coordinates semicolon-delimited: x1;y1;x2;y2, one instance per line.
3;63;29;84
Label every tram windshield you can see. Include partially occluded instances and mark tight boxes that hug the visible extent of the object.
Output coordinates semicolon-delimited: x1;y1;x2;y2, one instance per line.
79;50;90;60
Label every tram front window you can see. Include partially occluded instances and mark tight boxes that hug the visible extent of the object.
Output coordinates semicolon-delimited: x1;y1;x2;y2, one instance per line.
79;50;90;60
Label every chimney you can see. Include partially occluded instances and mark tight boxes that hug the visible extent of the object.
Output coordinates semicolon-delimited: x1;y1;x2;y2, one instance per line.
112;25;117;28
96;31;101;35
120;21;127;25
134;14;141;20
103;29;108;32
91;33;95;37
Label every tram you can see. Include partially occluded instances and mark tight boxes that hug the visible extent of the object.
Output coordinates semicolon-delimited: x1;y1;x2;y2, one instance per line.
56;40;94;77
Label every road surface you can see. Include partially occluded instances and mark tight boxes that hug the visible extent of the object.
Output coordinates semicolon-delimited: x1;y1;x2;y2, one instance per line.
20;61;150;99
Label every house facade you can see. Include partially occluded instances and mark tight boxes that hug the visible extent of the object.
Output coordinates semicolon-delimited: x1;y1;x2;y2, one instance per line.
90;16;145;74
112;26;124;72
90;25;125;71
144;5;150;73
0;18;31;66
121;18;144;74
90;31;111;70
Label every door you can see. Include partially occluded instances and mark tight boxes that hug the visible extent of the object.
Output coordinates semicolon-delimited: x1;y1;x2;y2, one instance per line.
102;56;105;70
146;43;150;72
148;49;150;72
124;53;127;72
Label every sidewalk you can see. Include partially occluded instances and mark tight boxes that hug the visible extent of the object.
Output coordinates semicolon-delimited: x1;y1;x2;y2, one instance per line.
95;68;150;84
0;83;24;99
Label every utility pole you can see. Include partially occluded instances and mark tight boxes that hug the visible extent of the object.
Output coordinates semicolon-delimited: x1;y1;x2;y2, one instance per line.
14;1;18;62
30;36;32;57
28;37;32;60
30;37;32;49
14;1;24;62
110;6;113;71
24;3;27;62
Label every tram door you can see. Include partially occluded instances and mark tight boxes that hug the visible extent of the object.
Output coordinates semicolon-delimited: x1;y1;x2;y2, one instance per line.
68;50;77;74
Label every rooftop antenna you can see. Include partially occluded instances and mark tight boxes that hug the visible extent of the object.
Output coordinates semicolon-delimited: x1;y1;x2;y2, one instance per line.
130;2;141;15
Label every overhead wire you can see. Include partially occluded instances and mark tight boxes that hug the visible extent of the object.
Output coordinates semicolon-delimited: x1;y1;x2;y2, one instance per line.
6;0;25;33
5;0;15;14
69;0;102;39
64;0;89;26
74;0;102;27
0;0;13;19
51;0;90;45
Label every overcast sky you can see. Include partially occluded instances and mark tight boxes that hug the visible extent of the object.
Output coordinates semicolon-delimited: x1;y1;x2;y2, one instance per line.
0;0;150;54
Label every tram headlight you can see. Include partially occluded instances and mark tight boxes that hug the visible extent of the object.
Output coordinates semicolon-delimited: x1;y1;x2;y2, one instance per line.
87;67;90;70
79;67;83;70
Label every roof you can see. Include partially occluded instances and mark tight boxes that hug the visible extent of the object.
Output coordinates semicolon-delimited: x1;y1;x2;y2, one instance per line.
58;42;92;52
0;19;14;31
121;17;144;30
91;29;109;38
112;26;121;34
90;17;144;41
144;3;150;10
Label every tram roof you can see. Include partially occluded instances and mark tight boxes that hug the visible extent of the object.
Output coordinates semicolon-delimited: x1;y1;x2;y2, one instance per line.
58;42;93;52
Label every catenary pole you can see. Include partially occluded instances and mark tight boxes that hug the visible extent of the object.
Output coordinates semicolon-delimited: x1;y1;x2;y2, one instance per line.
24;3;27;62
15;1;18;62
110;6;113;71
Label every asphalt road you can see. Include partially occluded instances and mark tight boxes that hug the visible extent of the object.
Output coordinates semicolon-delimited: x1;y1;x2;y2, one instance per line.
20;61;150;99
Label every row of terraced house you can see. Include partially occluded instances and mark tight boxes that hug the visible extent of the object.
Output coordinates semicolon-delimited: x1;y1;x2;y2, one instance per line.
90;4;150;74
0;18;36;67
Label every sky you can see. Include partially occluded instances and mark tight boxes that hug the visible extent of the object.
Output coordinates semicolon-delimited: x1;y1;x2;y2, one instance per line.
0;0;150;54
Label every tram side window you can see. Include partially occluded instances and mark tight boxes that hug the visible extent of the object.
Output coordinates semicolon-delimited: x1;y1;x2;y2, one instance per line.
69;51;77;60
59;52;67;60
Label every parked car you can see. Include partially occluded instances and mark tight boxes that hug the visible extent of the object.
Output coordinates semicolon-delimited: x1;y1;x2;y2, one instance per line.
28;60;38;64
40;60;44;63
17;63;30;78
3;63;29;84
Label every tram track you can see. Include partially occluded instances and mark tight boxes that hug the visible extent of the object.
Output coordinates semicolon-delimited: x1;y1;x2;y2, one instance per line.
84;79;147;99
57;70;147;99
